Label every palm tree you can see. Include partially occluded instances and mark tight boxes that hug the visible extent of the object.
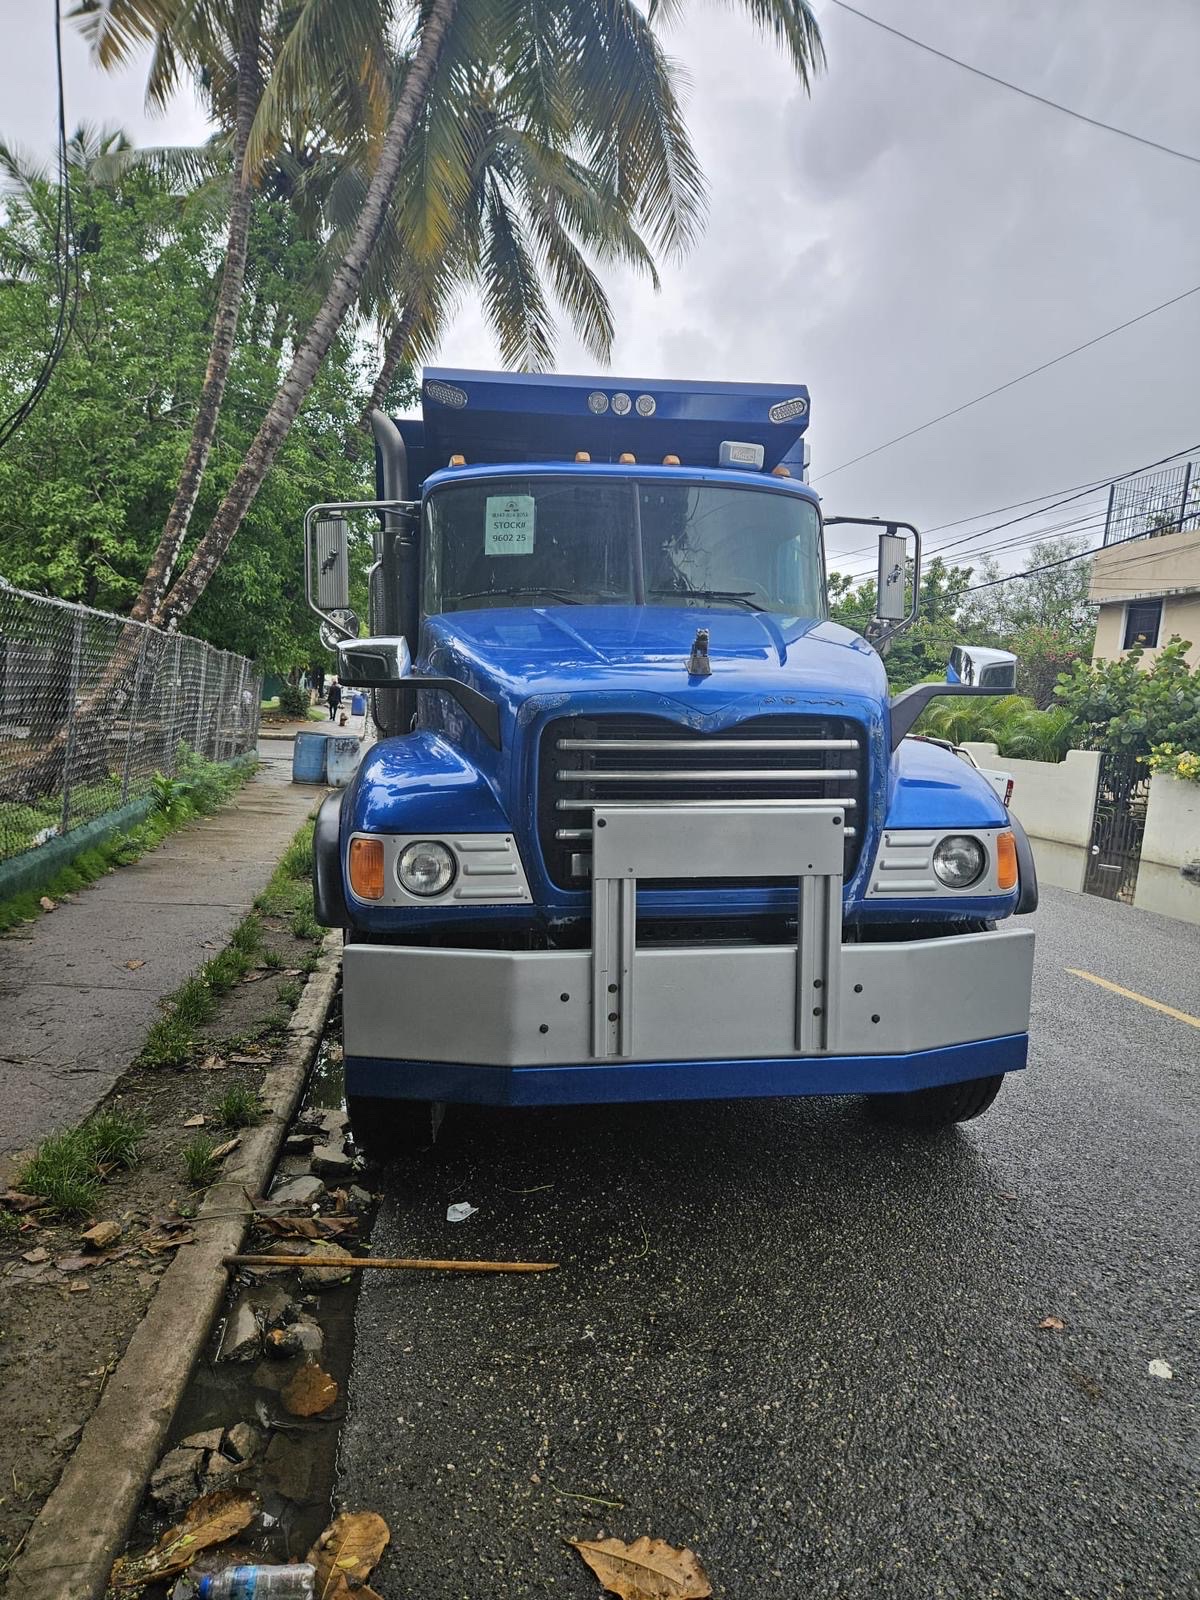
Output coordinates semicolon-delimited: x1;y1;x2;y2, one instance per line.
73;0;394;622
151;0;824;631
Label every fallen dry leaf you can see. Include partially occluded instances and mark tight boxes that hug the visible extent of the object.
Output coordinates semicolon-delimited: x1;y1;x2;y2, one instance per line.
39;895;56;912
282;1361;340;1417
144;1231;196;1254
332;1189;349;1215
54;1254;99;1273
308;1510;390;1597
3;1190;47;1212
229;1052;266;1064
571;1537;712;1600
111;1488;257;1589
68;1281;90;1294
82;1220;122;1251
1038;1316;1066;1332
125;959;146;970
183;1114;206;1128
210;1137;241;1161
22;1248;49;1265
200;1054;228;1071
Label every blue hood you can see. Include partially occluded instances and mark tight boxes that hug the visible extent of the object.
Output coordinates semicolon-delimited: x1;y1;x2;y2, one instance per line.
420;604;887;707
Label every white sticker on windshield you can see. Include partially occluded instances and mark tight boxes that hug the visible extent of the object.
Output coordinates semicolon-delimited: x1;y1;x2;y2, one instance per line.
485;494;536;556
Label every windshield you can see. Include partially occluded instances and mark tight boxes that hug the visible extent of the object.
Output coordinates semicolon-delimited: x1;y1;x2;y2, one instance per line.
422;475;825;618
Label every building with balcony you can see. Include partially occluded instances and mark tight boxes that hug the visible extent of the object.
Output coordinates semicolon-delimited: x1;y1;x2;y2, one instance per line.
1089;457;1200;667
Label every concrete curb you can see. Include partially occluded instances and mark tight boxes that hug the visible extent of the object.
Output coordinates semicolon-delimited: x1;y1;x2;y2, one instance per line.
8;930;343;1600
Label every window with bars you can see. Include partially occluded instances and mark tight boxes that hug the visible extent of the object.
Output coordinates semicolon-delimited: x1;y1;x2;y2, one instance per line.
1122;599;1162;650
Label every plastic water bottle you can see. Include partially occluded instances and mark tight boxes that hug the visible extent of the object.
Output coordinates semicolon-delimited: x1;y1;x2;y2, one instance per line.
196;1566;316;1599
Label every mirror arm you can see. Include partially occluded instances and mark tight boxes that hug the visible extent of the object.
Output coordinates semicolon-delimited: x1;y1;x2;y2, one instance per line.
889;683;1006;749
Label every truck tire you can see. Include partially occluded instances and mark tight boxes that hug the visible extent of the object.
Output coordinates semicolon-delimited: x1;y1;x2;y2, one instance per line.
868;1073;1005;1129
347;1094;440;1161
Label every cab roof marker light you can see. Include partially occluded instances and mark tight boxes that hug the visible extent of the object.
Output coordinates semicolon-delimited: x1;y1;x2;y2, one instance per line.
425;379;468;408
618;452;636;464
575;451;591;462
662;454;680;466
719;440;765;470
448;453;466;467
772;465;792;478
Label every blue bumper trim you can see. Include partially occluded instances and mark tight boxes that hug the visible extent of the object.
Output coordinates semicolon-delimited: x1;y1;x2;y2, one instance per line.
345;1033;1027;1107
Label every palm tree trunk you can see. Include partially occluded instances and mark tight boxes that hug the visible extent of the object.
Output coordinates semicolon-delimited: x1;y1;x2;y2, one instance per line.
130;3;262;625
359;303;418;430
154;0;460;631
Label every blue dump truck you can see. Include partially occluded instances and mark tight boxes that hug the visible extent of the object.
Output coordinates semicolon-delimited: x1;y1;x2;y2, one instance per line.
307;369;1037;1153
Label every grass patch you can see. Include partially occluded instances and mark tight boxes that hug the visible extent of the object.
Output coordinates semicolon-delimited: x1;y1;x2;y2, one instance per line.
0;1207;22;1242
277;978;302;1008
0;749;256;935
261;946;285;970
290;905;322;942
183;1136;217;1187
17;1109;148;1218
214;1083;261;1129
140;1014;194;1068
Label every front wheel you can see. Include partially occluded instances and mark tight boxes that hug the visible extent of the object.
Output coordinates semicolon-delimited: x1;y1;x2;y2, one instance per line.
347;1093;442;1161
868;1073;1005;1129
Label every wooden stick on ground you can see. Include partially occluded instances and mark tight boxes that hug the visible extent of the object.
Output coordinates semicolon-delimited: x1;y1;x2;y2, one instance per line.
224;1253;558;1273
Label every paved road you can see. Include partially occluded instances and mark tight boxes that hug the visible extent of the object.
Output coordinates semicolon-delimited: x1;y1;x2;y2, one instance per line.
0;738;317;1157
340;888;1199;1599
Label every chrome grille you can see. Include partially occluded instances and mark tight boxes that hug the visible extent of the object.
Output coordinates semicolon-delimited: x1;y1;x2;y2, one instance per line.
537;714;866;889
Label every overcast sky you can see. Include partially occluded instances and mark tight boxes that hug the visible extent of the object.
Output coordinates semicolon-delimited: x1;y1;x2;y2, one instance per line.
5;0;1199;574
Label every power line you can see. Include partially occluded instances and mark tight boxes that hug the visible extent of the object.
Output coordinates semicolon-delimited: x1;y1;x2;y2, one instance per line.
826;442;1200;574
828;1;1200;167
0;0;79;452
811;284;1200;484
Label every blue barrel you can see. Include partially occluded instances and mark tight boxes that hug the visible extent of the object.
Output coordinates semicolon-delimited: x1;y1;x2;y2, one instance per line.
350;692;366;716
326;735;362;788
291;730;329;784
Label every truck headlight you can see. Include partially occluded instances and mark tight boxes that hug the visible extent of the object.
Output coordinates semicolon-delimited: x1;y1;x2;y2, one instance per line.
932;835;986;889
397;840;456;897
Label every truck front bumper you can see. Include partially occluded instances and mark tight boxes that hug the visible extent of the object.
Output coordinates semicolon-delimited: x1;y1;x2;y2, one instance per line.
342;805;1035;1106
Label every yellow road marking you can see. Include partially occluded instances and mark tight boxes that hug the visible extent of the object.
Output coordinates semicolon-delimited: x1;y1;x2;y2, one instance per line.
1067;969;1200;1031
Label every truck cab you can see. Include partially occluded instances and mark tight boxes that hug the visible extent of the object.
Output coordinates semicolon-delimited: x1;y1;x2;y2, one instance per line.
310;369;1037;1152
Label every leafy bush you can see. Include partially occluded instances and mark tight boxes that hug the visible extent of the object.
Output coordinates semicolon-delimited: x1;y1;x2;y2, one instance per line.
1053;638;1200;761
916;694;1076;763
277;683;310;717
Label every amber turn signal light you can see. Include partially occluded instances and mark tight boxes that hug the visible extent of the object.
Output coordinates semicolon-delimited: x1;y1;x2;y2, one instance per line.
349;837;385;900
996;831;1018;892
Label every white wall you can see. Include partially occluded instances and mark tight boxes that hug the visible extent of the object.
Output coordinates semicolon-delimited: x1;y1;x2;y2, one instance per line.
1134;774;1200;925
960;744;1101;893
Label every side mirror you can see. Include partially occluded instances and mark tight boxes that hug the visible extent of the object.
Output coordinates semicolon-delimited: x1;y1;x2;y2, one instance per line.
336;635;411;687
875;531;908;622
313;516;350;612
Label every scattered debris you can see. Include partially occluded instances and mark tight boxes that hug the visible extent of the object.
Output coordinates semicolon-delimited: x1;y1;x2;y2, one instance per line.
183;1114;206;1128
200;1054;229;1071
446;1201;478;1223
265;1316;325;1362
68;1280;90;1294
82;1220;122;1251
283;1132;315;1155
571;1536;713;1600
298;1242;355;1290
111;1487;257;1589
311;1143;355;1182
54;1253;100;1273
39;895;56;912
1148;1358;1174;1380
1037;1316;1066;1332
218;1295;264;1362
125;959;146;970
224;1420;265;1464
210;1137;241;1162
21;1247;49;1265
281;1360;339;1417
307;1510;390;1595
3;1189;47;1212
149;1445;206;1513
270;1175;325;1207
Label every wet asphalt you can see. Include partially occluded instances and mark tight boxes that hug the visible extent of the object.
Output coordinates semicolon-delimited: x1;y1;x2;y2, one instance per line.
338;887;1200;1599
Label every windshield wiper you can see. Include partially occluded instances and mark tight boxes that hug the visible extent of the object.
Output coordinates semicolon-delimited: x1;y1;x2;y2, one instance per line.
649;587;766;613
454;586;582;605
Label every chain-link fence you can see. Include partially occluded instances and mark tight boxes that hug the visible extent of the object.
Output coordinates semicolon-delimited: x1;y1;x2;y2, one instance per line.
0;583;262;866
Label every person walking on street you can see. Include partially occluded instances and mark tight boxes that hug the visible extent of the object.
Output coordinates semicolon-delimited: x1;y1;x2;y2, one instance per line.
327;679;342;720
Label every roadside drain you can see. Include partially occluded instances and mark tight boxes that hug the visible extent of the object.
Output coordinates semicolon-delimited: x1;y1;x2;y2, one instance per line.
125;1012;379;1596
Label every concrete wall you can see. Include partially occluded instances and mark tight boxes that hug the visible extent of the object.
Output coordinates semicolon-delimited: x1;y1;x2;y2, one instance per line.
1093;593;1200;669
1134;774;1200;926
960;743;1101;892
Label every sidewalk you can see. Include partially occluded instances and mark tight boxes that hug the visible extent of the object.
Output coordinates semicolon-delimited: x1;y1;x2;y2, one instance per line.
0;739;323;1160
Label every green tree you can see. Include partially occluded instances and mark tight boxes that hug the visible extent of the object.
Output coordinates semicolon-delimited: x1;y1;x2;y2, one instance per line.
112;0;823;633
828;556;974;690
1053;637;1200;762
